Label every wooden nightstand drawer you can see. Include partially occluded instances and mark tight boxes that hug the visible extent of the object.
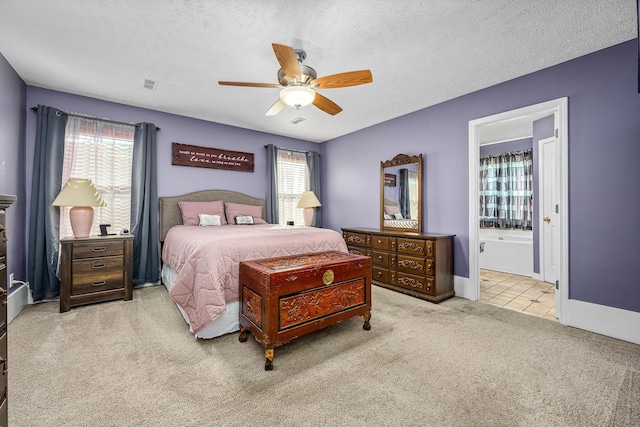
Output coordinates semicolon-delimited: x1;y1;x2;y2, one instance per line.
60;234;134;312
72;240;124;259
72;256;124;295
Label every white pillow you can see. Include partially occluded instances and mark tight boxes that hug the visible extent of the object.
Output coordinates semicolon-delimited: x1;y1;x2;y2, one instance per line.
384;213;391;220
234;215;255;225
394;212;404;220
199;214;222;226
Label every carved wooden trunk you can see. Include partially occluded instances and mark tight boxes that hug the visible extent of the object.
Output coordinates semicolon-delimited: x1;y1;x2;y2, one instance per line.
239;250;371;370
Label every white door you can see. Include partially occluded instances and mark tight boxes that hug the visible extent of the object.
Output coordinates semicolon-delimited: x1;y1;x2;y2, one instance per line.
539;136;560;289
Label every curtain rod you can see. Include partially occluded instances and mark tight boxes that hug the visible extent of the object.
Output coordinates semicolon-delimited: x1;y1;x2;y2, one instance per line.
30;106;161;132
264;144;319;156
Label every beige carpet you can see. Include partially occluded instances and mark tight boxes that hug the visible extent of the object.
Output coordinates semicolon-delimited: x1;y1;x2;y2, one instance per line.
8;285;639;426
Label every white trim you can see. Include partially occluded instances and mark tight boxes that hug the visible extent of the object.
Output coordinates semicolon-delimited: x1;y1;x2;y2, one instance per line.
7;284;30;324
566;300;640;345
469;98;569;325
479;135;534;146
453;274;474;301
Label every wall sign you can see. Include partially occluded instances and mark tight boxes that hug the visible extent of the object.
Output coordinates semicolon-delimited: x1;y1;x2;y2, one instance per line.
172;142;254;172
384;173;396;187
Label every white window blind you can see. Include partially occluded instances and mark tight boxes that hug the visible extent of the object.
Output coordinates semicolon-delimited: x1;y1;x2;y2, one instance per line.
59;116;135;238
276;148;309;225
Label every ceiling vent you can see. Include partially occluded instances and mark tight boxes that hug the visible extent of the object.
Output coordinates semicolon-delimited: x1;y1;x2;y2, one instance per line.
143;79;157;90
290;117;306;124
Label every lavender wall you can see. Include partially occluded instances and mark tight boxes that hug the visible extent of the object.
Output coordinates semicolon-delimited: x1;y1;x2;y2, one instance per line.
324;40;640;313
0;53;27;285
25;88;319;203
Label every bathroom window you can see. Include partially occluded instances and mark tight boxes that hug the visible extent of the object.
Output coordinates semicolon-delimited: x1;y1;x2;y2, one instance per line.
479;149;533;230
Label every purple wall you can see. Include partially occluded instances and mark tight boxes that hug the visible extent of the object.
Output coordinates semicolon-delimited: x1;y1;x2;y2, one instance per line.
324;40;640;313
0;53;27;286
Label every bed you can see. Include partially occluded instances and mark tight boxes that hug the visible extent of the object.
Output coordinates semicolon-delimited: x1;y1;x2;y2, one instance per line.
159;189;348;339
382;198;419;229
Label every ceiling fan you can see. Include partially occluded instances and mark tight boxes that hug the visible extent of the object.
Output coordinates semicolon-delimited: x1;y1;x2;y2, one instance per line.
218;43;373;116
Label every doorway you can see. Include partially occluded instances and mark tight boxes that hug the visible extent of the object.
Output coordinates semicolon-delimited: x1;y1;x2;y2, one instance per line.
468;98;568;324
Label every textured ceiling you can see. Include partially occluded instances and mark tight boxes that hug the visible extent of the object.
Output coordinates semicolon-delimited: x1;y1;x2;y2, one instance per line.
0;1;636;143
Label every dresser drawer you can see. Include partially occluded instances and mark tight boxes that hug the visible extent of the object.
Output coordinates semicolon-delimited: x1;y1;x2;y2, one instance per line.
0;331;6;394
73;240;124;259
372;235;392;251
396;271;435;295
72;256;124;295
343;232;369;248
347;246;370;257
372;266;390;283
372;250;390;267
396;254;429;275
397;238;429;256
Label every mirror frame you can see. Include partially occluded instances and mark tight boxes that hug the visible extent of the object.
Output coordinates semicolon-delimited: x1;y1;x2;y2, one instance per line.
380;153;423;233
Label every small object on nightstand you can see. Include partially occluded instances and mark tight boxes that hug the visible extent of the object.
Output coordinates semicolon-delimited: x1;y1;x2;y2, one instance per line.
99;224;116;236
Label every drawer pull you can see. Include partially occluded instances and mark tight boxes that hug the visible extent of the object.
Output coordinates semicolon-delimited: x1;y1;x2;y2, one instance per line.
376;271;382;278
0;287;5;297
92;247;108;252
377;255;383;262
377;239;382;244
91;262;107;269
91;281;107;287
0;225;6;242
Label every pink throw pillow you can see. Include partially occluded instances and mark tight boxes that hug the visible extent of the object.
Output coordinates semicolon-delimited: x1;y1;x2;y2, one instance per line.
178;200;227;226
384;205;400;216
225;202;267;224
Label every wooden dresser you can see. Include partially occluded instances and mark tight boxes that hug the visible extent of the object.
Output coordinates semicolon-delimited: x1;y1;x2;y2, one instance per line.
0;195;16;425
342;228;455;303
59;234;134;312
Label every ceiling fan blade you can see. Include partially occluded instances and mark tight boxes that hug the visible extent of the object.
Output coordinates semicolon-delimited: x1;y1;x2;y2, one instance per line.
312;92;343;115
272;43;301;82
311;70;373;89
218;81;281;88
265;99;286;116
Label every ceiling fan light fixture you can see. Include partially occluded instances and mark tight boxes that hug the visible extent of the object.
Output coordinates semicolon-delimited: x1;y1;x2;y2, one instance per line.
279;86;315;109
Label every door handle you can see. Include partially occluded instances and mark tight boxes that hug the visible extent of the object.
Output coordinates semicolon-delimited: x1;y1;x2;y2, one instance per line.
543;217;551;223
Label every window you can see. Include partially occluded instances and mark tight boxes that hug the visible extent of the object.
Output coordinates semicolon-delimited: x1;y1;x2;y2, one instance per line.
59;116;135;238
276;148;309;225
479;149;533;230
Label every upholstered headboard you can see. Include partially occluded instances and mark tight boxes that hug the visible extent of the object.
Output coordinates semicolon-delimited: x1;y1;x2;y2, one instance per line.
158;190;267;242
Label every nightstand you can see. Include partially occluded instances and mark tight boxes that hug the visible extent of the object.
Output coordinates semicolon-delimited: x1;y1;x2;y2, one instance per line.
59;234;134;312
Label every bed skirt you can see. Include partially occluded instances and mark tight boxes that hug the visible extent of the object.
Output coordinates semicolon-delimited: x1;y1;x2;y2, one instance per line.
161;264;240;339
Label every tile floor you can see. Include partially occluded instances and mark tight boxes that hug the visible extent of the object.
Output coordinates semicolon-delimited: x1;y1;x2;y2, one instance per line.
480;269;557;321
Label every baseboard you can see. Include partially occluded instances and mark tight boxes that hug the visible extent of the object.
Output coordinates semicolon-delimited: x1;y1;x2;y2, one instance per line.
566;299;640;345
8;284;30;324
454;275;475;301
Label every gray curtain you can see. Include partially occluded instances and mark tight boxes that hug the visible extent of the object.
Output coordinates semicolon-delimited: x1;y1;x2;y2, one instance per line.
265;144;278;224
28;105;67;301
306;151;322;227
399;168;410;219
130;123;160;285
479;149;533;229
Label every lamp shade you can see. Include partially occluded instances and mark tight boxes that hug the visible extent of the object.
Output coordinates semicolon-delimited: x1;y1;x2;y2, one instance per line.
52;178;106;207
280;86;316;109
297;191;321;208
53;178;106;238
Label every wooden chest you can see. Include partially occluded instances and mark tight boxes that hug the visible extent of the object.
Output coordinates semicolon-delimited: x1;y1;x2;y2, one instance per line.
238;250;372;370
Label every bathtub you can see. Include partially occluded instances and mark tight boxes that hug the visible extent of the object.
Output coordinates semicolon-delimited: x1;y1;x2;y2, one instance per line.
479;229;533;276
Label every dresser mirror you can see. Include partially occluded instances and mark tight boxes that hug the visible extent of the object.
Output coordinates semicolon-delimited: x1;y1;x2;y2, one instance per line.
380;153;422;232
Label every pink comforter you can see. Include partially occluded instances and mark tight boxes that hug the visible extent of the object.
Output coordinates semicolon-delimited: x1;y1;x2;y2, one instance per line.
162;225;348;333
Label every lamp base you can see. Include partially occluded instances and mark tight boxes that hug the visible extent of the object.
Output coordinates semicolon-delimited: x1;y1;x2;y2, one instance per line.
69;206;95;238
303;207;314;227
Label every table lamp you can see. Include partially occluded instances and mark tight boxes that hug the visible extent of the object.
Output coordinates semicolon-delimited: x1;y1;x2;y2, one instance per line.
52;178;106;238
296;191;321;227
